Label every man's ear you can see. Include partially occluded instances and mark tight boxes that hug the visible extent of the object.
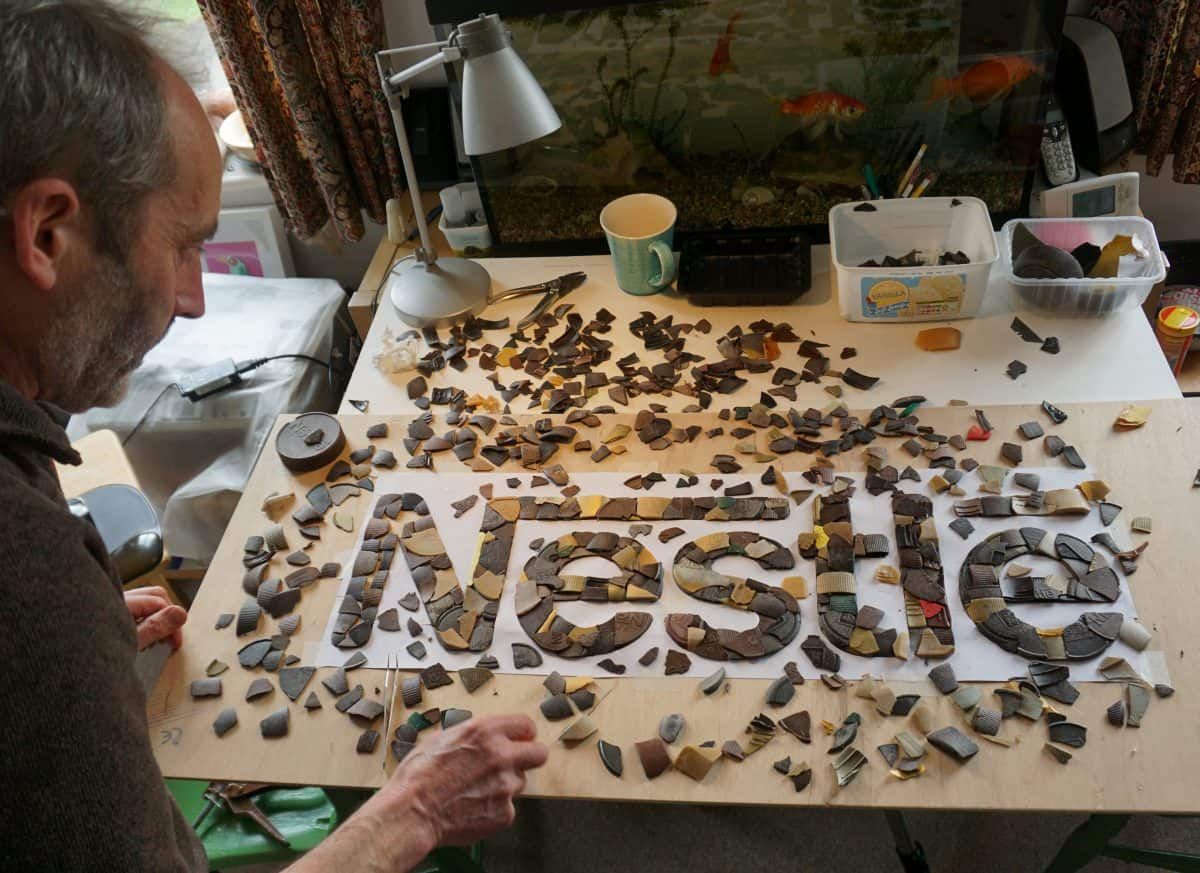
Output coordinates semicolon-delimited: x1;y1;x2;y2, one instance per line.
8;178;83;292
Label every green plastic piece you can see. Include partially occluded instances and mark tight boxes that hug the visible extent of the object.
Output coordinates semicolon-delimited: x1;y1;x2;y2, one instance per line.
408;711;434;731
828;593;858;613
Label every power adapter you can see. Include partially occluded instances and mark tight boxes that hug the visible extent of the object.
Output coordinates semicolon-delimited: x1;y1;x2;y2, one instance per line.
176;358;244;401
176;356;327;401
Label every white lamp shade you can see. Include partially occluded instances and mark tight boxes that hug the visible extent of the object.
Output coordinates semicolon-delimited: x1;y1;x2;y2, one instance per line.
461;46;561;155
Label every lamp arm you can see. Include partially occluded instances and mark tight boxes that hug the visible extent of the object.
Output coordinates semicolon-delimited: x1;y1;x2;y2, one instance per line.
383;46;461;92
376;43;461;270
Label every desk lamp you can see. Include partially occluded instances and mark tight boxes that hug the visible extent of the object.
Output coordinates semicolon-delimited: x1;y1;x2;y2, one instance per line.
377;13;561;326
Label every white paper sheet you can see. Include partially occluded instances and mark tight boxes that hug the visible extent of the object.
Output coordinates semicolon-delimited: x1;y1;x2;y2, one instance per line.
313;469;1151;683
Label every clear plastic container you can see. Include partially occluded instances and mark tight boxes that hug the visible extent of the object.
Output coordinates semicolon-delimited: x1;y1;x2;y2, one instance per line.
998;216;1166;315
438;212;493;257
829;197;998;323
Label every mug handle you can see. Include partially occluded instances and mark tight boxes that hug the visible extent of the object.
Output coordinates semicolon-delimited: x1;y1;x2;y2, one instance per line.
647;241;676;289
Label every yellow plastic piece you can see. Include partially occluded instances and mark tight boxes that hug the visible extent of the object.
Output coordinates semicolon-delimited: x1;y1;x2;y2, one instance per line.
674;745;722;781
849;627;880;656
437;628;469;650
781;576;809;598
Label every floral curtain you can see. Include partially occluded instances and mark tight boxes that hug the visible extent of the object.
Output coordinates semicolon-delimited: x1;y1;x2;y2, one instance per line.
198;0;406;241
1091;0;1200;183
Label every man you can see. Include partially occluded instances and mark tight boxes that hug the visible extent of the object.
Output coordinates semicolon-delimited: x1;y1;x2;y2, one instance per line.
0;2;546;869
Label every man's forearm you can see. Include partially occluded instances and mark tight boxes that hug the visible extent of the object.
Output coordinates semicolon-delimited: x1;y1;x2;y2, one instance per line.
285;790;437;873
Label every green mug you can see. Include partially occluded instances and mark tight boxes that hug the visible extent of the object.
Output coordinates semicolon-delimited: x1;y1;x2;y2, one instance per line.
599;193;677;296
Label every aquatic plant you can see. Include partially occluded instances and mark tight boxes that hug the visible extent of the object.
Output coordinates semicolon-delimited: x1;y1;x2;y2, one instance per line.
840;21;950;139
646;17;684;154
596;12;651;139
731;121;772;182
594;4;693;159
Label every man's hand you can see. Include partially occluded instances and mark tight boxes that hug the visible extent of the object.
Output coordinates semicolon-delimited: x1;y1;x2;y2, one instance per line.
286;714;547;872
382;713;548;847
123;586;186;650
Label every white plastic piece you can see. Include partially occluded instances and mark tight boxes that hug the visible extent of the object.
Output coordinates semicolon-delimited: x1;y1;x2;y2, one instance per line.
372;328;421;374
261;491;295;517
1118;617;1153;652
439;184;468;226
386;198;406;245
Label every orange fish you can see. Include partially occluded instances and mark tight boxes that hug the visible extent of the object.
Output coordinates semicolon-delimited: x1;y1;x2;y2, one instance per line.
708;11;742;76
780;91;867;119
929;55;1041;105
780;91;867;141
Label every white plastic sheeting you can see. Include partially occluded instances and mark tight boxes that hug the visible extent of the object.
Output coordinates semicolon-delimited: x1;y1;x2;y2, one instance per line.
68;274;343;561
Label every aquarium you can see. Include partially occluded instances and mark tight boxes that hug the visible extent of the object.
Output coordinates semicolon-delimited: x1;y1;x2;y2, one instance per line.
430;0;1067;254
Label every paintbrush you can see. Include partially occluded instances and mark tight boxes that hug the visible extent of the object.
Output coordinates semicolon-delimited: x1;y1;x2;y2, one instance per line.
896;143;927;197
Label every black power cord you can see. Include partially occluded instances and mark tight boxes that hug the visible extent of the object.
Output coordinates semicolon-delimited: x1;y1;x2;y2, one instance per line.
121;382;180;446
123;353;336;446
248;353;330;370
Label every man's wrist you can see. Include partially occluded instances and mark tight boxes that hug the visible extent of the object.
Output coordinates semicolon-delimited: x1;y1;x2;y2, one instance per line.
287;786;438;873
368;781;440;858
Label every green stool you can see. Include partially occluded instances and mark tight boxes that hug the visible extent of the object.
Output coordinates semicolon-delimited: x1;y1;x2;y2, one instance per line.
1044;814;1200;872
167;779;340;868
167;780;484;872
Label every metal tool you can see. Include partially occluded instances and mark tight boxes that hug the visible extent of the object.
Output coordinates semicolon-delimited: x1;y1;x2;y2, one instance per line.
387;262;586;327
192;781;291;847
482;270;586;329
381;654;400;771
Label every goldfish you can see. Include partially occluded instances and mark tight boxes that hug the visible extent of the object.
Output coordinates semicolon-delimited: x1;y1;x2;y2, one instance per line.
928;55;1041;106
708;11;741;76
779;91;867;141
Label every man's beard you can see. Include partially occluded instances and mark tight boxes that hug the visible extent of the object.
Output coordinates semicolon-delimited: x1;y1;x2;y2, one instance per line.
39;252;170;413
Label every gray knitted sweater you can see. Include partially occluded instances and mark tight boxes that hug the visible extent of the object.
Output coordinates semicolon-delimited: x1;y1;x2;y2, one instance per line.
0;378;204;871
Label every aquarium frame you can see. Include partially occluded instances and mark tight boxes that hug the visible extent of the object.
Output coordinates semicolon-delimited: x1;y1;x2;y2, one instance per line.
429;0;1069;258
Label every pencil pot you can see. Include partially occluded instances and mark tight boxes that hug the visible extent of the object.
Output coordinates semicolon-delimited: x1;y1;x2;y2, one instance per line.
829;197;998;323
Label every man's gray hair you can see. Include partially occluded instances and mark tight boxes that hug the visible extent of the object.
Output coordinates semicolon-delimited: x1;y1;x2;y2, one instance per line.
0;0;174;260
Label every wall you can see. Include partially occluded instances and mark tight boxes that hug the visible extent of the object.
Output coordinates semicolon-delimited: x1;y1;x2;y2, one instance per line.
290;219;388;290
1122;154;1200;243
382;0;444;87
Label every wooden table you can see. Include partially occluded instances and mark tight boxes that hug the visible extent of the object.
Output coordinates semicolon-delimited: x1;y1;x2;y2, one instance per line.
340;252;1182;415
151;400;1198;813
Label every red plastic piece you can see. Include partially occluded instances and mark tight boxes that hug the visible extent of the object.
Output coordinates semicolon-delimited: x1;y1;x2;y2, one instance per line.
919;599;945;619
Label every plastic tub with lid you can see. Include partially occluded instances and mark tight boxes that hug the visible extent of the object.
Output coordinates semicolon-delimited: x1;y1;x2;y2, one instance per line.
829;196;998;323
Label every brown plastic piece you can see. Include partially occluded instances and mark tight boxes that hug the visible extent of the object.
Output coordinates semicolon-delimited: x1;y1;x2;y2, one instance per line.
635;738;672;779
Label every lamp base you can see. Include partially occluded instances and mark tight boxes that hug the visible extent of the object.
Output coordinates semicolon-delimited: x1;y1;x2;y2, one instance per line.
386;257;492;327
